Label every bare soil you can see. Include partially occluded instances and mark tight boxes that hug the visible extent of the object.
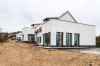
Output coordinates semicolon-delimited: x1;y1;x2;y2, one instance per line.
0;40;99;66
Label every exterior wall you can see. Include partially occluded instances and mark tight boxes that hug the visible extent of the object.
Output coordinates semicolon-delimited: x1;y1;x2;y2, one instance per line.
16;27;35;42
23;27;34;41
22;34;28;41
35;22;52;45
34;19;95;47
50;32;56;46
35;32;43;45
16;33;28;41
34;24;43;45
16;33;23;41
46;19;96;47
22;27;34;34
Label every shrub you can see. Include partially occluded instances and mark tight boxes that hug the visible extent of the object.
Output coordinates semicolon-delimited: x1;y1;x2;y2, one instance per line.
96;36;100;47
0;33;8;42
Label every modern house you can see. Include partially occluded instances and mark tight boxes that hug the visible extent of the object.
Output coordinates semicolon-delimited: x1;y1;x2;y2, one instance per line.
16;27;35;42
16;32;23;41
33;11;96;48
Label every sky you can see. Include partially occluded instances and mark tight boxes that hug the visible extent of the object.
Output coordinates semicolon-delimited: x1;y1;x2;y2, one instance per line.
0;0;99;35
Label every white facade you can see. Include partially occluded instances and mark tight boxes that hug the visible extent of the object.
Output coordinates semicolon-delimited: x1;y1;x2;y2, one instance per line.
34;11;96;48
16;27;35;42
46;20;95;46
16;32;23;41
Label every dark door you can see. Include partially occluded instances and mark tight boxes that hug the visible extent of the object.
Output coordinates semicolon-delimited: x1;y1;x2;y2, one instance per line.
74;33;80;47
56;32;63;47
66;33;72;47
28;34;35;41
43;32;51;47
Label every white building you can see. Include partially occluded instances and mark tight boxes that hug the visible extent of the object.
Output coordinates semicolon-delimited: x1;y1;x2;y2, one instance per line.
33;11;96;48
16;27;35;42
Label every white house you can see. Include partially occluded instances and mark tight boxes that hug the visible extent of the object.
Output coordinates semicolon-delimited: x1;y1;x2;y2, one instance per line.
16;27;35;42
16;32;23;41
33;11;96;48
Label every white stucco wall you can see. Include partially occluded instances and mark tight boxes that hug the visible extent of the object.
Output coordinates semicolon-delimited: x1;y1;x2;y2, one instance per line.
22;27;34;34
16;33;23;40
16;27;35;41
35;18;96;47
47;19;96;46
22;27;34;41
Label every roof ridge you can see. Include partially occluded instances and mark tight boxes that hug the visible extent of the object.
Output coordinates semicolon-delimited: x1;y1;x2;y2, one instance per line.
59;10;78;23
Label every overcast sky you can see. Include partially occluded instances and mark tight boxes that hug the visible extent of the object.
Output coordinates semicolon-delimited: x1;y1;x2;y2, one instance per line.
0;0;99;35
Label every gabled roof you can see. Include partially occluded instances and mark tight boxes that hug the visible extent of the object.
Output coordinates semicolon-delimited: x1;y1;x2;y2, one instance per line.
31;10;95;27
43;10;77;23
59;11;77;22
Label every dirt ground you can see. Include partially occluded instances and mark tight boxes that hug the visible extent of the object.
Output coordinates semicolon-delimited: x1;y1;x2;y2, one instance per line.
0;40;100;66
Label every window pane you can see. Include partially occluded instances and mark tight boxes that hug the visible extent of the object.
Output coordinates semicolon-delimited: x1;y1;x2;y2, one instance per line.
66;33;72;47
70;33;72;45
56;32;63;47
74;33;80;46
39;37;41;43
43;32;50;47
28;34;35;41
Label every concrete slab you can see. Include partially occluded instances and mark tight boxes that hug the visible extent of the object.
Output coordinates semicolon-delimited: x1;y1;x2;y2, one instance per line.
43;47;89;49
80;48;100;55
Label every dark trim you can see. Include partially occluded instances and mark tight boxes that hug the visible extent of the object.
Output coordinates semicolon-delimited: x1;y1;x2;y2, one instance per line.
44;45;96;48
43;17;59;22
42;18;96;27
48;32;51;46
61;32;63;47
57;19;95;26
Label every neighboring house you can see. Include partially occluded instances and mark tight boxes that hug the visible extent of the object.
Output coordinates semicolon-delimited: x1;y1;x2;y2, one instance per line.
16;27;35;42
16;32;23;41
33;11;96;48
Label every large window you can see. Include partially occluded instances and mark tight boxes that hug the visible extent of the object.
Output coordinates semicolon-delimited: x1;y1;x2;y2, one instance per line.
56;32;63;47
28;34;35;41
66;33;72;47
17;37;21;41
74;33;80;46
39;37;41;43
43;32;50;47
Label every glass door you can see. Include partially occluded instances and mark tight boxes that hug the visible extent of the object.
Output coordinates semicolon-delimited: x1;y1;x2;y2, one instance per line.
43;32;50;47
56;32;63;47
74;33;80;47
28;34;35;41
66;33;72;47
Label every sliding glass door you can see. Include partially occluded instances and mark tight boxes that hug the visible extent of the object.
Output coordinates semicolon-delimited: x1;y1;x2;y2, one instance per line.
56;32;63;47
28;34;35;41
43;32;50;47
66;33;72;47
74;33;80;47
